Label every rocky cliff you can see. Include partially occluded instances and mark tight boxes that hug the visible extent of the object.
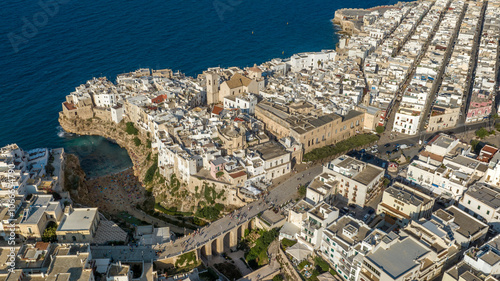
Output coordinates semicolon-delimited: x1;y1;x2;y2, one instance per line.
58;114;153;180
63;153;89;200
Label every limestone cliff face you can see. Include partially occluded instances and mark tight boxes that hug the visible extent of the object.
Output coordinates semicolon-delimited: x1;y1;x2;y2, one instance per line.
58;114;153;181
63;153;89;199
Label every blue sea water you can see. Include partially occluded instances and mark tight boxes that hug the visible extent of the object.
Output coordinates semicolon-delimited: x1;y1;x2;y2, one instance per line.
0;0;401;174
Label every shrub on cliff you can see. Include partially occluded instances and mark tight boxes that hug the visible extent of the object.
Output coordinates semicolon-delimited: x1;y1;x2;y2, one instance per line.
133;137;141;146
125;122;139;135
195;206;221;221
144;161;158;184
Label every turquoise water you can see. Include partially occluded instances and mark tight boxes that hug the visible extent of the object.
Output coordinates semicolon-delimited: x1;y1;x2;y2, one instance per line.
1;0;403;175
62;134;132;178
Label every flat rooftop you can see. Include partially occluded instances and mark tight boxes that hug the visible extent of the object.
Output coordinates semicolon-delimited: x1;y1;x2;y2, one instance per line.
465;184;500;209
353;165;384;186
367;236;429;279
58;208;98;232
253;141;288;160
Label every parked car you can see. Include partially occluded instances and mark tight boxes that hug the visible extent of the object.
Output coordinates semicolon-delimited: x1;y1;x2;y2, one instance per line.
384;143;391;148
372;145;378;149
400;144;408;149
363;214;370;222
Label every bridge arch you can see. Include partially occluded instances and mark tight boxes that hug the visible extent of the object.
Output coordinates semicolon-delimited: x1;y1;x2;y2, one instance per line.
223;232;231;253
211;239;220;255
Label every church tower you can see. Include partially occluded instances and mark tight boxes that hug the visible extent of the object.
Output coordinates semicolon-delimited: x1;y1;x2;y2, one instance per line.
206;72;219;105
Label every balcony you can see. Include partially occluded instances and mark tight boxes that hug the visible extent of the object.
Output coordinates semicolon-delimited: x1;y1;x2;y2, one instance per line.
359;270;380;281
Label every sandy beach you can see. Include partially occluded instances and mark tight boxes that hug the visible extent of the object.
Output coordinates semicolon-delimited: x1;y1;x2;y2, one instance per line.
85;168;145;214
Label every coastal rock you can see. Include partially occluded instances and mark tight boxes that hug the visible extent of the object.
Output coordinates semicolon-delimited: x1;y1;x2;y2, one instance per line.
63;153;89;199
58;114;152;180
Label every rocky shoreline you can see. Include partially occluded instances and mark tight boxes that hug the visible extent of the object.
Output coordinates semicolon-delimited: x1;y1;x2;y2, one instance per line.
58;114;153;181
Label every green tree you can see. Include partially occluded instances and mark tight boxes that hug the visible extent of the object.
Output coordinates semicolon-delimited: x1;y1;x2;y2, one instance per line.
195;206;221;221
375;125;385;134
471;139;480;152
314;256;330;273
303;133;379;162
476;127;490;139
298;185;307;197
42;221;58;242
245;228;279;267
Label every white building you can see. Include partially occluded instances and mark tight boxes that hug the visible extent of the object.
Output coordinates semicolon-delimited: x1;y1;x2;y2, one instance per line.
324;156;385;206
223;93;258;114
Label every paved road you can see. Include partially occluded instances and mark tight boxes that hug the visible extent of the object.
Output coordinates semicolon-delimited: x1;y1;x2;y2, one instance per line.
155;117;496;259
156;165;323;258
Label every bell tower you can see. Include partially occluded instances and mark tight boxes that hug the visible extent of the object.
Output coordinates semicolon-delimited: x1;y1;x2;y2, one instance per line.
206;72;219;105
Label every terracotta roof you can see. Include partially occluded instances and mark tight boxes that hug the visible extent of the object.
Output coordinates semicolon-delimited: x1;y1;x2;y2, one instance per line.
234;117;244;122
212;105;224;115
151;94;168;104
482;145;498;155
229;171;247;178
35;242;50;251
63;102;76;110
420;150;444;162
225;73;252;89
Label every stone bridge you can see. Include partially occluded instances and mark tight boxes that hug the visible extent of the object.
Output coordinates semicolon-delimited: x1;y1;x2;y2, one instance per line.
198;218;255;259
155;164;323;264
